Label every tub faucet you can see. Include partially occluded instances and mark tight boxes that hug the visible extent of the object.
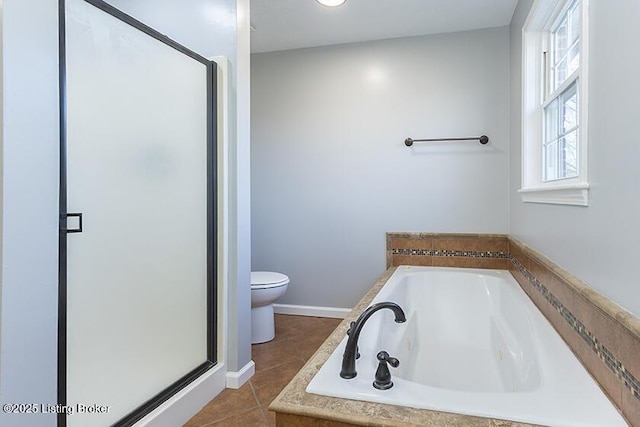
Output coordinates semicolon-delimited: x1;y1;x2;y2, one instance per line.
340;302;406;379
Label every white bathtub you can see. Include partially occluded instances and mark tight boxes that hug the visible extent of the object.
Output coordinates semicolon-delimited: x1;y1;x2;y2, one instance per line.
306;266;627;426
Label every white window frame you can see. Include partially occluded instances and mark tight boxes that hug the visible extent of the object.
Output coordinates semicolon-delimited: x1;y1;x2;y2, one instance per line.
519;0;589;206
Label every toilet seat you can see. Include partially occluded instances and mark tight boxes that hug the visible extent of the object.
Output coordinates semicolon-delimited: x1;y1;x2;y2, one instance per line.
251;271;289;289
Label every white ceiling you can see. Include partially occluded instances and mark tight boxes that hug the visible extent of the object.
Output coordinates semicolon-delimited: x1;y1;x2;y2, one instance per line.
250;0;519;53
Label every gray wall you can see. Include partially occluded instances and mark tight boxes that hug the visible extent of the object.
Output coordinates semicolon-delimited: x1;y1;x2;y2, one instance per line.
0;0;4;363
509;0;640;318
251;27;510;309
0;1;60;426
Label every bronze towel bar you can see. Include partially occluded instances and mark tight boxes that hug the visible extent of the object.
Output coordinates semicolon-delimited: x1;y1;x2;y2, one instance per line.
404;135;489;146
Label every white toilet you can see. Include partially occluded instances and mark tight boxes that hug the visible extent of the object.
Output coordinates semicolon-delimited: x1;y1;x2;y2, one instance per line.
251;271;290;344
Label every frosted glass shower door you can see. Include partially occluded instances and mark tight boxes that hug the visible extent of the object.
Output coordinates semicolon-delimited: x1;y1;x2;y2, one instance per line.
62;1;215;426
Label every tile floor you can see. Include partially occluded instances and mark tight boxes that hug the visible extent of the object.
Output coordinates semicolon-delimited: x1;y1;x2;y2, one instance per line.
184;314;342;427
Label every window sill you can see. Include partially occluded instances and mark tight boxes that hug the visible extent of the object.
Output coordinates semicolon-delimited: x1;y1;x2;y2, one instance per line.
518;183;589;206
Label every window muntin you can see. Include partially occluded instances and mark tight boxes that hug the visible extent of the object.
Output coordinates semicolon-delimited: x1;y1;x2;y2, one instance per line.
544;82;578;180
543;0;581;182
550;0;581;91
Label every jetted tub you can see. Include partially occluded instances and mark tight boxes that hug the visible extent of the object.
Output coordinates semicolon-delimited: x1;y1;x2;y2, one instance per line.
307;266;627;426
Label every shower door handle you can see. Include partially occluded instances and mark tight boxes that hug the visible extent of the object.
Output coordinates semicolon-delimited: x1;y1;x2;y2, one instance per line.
61;212;83;233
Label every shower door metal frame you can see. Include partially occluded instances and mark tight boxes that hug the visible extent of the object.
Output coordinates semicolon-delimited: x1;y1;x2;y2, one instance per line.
57;1;217;426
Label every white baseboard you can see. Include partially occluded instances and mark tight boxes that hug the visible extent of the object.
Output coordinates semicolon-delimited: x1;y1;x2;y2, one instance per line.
273;304;351;319
226;360;255;389
138;364;226;427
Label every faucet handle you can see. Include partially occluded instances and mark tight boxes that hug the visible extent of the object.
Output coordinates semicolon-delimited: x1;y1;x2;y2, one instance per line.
373;351;399;390
378;351;399;368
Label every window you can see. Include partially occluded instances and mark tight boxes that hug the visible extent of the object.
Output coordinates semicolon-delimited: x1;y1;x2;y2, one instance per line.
520;0;589;206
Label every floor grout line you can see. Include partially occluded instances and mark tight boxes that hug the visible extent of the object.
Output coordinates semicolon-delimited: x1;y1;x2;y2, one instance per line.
198;406;261;427
248;379;265;417
256;405;270;426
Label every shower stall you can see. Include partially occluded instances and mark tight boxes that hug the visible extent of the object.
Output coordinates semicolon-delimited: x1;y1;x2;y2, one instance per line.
58;0;217;425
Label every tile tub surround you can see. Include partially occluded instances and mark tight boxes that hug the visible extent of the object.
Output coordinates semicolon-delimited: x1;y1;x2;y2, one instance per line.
386;232;510;270
385;232;639;425
269;267;536;427
509;237;640;426
269;232;640;425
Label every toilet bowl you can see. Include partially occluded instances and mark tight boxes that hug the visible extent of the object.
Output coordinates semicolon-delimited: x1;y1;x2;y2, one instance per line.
251;271;290;344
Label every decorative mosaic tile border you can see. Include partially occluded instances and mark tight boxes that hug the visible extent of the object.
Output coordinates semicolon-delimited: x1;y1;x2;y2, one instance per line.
511;257;640;402
391;248;509;259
